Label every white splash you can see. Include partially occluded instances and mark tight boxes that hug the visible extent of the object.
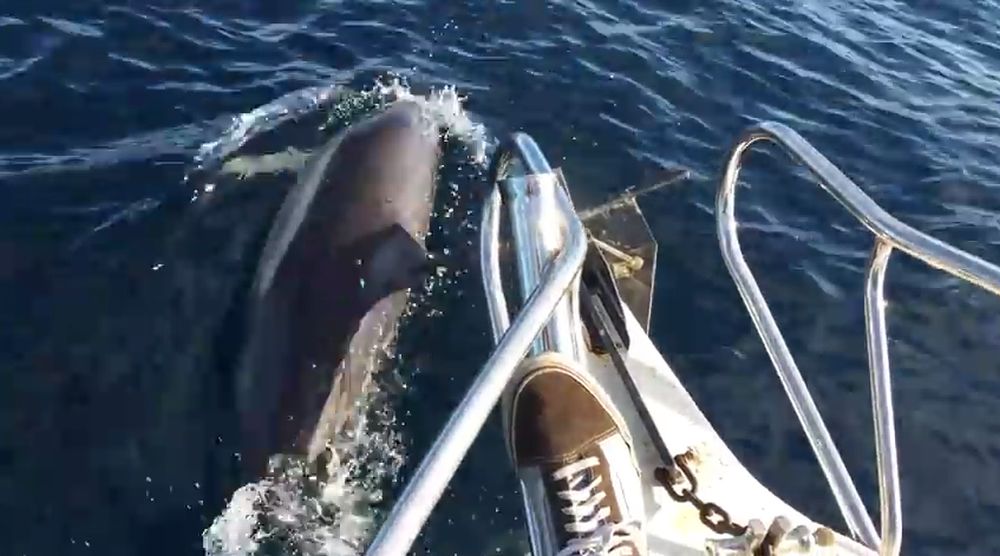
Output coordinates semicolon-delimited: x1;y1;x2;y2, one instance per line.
192;84;347;175
190;79;490;200
203;481;265;555
188;78;491;266
203;389;404;556
374;79;490;165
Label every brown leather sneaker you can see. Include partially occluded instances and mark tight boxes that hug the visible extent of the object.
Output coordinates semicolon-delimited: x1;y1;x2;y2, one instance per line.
509;353;646;556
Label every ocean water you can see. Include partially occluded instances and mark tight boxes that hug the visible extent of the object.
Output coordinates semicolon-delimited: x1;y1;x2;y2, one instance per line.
3;1;1000;555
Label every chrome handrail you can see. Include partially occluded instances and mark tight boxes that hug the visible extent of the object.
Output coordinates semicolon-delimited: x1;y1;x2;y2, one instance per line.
717;121;1000;556
490;133;586;359
482;184;510;342
366;135;587;556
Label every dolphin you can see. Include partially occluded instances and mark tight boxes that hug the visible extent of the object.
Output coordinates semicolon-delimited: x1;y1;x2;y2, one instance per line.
236;101;441;474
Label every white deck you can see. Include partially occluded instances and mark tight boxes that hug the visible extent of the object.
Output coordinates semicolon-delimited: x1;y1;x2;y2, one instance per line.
577;308;876;555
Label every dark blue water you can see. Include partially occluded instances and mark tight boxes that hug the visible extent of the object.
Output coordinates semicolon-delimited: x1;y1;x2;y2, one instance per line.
4;1;1000;555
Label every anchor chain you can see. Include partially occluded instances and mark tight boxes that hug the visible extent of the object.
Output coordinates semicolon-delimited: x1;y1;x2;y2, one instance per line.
655;453;747;537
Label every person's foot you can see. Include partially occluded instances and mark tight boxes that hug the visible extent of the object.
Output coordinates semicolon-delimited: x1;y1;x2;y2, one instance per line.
509;353;646;556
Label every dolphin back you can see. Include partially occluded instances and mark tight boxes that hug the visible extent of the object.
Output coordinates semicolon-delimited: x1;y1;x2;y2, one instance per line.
237;102;440;473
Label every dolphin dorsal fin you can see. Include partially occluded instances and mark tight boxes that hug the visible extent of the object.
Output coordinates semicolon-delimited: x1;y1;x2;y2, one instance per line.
358;224;429;306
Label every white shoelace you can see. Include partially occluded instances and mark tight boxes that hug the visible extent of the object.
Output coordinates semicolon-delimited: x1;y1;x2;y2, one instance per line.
552;457;641;556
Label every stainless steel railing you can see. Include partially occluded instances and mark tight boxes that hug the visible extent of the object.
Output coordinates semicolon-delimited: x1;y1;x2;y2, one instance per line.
487;133;586;358
366;134;586;555
717;121;1000;556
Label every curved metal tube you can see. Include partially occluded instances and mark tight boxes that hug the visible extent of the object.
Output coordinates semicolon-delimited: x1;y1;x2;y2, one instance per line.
717;121;1000;555
480;132;550;345
487;131;554;192
733;123;1000;294
489;132;584;359
718;125;881;547
865;242;901;556
510;132;554;175
367;138;587;556
481;185;510;342
504;171;584;358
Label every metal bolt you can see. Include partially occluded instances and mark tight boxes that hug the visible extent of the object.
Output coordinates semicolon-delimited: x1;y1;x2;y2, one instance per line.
787;525;814;552
762;516;792;553
767;516;792;541
663;465;684;485
746;519;767;551
814;527;836;548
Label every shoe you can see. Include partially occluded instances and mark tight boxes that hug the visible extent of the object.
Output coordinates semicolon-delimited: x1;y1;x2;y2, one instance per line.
509;353;646;556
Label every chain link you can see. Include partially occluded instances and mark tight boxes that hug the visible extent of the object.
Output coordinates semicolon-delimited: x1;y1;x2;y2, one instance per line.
655;454;748;537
